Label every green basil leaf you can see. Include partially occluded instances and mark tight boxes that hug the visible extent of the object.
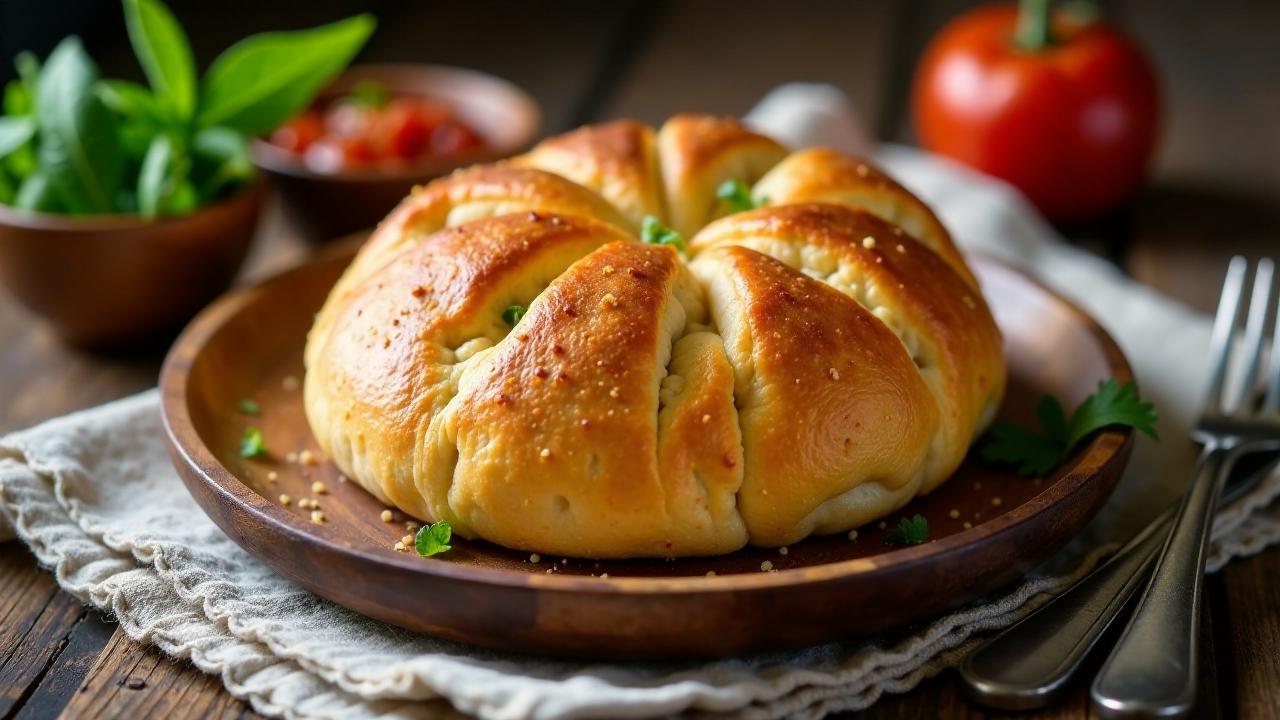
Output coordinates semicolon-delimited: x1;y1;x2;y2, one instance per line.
191;125;254;200
137;133;189;217
124;0;197;122
196;14;376;135
0;117;35;157
36;38;122;214
4;80;33;117
0;168;13;205
14;171;59;212
97;79;167;124
15;52;40;112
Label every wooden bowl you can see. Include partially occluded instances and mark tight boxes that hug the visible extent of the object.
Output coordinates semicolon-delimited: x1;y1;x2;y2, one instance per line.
0;180;265;350
160;248;1134;658
251;64;541;242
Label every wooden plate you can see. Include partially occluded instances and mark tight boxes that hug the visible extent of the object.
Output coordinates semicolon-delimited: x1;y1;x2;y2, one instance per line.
160;244;1135;659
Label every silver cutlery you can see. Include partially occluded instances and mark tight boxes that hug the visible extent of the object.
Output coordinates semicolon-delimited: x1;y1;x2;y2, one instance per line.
958;452;1274;710
1091;256;1280;718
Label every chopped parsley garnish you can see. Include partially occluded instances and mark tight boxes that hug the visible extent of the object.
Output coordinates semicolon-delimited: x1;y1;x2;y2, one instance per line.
641;215;686;252
885;514;929;546
982;379;1159;477
415;520;453;556
502;304;527;325
237;398;261;416
239;427;267;458
716;179;765;213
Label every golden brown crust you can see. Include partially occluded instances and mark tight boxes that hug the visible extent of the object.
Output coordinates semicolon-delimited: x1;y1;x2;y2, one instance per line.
304;114;1007;558
752;148;977;288
657;114;788;237
690;204;1005;492
513;120;664;231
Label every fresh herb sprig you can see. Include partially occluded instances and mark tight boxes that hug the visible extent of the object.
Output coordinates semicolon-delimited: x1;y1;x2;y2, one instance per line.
415;520;453;557
239;426;267;458
716;179;765;213
983;378;1158;476
0;0;375;218
502;304;527;325
641;215;685;252
885;514;929;546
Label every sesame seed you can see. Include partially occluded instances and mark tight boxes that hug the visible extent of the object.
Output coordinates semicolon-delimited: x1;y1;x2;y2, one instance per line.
701;414;711;423
282;375;300;392
603;265;615;275
856;163;869;176
539;448;552;459
760;560;774;572
828;367;840;381
963;521;973;529
394;541;405;551
862;236;876;249
380;510;394;522
896;244;906;254
992;497;1003;507
286;452;298;464
778;546;789;556
299;450;316;465
278;494;291;506
401;534;414;545
600;573;609;579
266;471;279;482
561;558;568;565
948;509;960;519
310;510;326;524
311;481;327;495
529;553;541;563
609;387;620;398
847;530;858;541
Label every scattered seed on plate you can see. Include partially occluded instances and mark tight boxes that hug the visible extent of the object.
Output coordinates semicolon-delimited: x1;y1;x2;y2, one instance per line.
760;560;774;572
278;494;291;506
963;521;973;529
529;553;541;564
400;534;413;546
778;546;789;556
394;541;405;552
380;509;394;523
310;510;326;524
299;450;316;466
847;530;858;541
266;471;279;482
286;452;298;464
311;481;327;495
282;375;300;392
992;497;1003;507
948;509;960;520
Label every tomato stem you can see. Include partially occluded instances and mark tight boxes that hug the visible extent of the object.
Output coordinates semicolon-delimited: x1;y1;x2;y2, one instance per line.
1016;0;1056;51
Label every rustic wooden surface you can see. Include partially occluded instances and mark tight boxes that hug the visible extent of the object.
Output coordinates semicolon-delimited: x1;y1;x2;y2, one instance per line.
2;1;1278;718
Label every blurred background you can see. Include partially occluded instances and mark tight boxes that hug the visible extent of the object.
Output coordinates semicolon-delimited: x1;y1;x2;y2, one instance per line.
3;0;1276;317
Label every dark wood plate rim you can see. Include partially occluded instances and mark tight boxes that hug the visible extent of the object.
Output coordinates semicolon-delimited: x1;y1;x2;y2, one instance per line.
160;248;1135;595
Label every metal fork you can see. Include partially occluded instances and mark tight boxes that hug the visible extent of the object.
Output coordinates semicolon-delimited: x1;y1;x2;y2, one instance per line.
1091;256;1280;718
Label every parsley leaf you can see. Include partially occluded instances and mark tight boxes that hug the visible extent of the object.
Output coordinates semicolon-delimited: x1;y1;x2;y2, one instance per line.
237;397;261;416
239;426;267;458
716;179;765;213
502;304;527;325
415;520;452;557
641;215;686;252
982;379;1158;477
885;514;929;546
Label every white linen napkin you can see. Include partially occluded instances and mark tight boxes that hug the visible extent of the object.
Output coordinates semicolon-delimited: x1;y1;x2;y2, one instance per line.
2;84;1279;720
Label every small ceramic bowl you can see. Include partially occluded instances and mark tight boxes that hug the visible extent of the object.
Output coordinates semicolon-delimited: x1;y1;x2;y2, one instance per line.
251;64;542;242
0;179;266;349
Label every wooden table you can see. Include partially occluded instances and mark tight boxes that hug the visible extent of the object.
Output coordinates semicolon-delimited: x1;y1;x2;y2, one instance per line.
3;2;1278;718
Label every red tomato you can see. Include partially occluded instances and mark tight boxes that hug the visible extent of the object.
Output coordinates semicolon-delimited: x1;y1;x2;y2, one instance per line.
912;3;1159;221
376;99;440;159
270;111;324;154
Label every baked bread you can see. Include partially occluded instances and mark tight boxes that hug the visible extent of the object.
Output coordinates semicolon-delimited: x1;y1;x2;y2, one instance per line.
304;114;1005;558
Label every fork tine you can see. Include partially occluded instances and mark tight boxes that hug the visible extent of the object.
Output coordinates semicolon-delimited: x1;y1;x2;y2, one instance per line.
1231;258;1274;414
1205;256;1248;413
1266;266;1280;414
